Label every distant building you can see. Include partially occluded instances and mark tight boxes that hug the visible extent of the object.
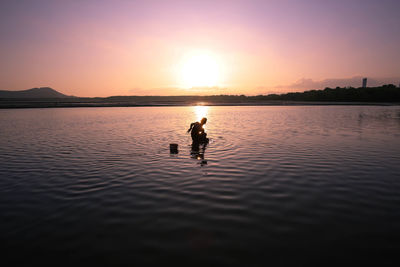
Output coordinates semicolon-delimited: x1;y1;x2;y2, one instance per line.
362;78;367;88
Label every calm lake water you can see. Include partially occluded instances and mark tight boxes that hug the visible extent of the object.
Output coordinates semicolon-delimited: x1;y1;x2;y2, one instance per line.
1;106;400;265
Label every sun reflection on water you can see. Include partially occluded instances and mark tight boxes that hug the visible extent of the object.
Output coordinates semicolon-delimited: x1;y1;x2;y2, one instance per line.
194;105;209;123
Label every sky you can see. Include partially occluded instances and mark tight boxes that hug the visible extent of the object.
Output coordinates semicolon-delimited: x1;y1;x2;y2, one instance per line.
0;0;399;97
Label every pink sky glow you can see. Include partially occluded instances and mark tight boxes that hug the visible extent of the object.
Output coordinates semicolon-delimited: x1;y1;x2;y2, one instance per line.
1;0;399;97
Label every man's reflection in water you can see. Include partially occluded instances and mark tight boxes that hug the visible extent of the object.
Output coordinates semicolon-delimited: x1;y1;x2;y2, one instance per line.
191;142;208;166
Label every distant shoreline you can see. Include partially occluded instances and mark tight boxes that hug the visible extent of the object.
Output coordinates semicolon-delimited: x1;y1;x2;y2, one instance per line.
1;84;400;108
0;100;399;109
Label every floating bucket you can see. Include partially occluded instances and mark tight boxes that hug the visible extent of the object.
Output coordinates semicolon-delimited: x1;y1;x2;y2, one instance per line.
170;143;178;154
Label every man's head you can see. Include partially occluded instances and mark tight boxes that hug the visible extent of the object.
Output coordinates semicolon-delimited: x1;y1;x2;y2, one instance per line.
200;117;207;125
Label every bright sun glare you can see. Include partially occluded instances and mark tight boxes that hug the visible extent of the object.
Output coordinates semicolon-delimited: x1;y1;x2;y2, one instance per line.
179;51;221;88
194;105;209;122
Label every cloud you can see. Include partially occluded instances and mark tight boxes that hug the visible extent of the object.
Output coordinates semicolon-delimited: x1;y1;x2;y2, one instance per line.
127;86;229;96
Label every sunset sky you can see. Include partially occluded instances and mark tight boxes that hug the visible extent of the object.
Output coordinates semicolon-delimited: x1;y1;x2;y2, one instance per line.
1;0;399;97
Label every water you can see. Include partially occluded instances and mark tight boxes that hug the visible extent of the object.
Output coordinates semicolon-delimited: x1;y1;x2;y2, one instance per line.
1;106;400;265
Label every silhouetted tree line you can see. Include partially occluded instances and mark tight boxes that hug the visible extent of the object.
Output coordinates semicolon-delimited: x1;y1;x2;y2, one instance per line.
103;85;400;103
252;84;400;102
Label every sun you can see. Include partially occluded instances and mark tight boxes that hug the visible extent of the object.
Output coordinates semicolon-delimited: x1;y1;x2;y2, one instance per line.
179;51;221;88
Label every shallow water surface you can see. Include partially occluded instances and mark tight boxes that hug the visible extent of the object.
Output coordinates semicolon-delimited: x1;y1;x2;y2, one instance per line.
1;106;400;265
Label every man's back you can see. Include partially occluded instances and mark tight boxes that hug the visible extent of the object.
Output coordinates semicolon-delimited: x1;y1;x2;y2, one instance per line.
190;122;203;138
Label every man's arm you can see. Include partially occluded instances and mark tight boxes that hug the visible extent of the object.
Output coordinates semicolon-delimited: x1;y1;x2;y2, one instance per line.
187;123;194;133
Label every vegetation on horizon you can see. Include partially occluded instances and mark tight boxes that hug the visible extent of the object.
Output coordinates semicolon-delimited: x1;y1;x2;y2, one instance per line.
108;84;400;102
254;84;400;102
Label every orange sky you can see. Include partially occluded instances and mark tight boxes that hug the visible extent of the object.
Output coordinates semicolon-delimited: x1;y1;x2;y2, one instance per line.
1;0;399;97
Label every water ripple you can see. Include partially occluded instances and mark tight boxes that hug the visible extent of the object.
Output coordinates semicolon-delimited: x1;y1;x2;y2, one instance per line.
1;106;400;265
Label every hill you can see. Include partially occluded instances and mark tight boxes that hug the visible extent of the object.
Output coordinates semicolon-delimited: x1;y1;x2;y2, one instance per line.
0;87;72;98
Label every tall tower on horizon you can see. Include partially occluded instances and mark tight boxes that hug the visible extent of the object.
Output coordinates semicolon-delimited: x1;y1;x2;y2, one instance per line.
362;78;367;88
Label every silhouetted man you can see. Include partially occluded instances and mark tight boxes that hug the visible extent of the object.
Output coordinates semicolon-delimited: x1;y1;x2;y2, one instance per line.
187;117;209;144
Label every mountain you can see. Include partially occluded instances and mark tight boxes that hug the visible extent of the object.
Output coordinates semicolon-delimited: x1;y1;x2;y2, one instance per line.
0;87;73;98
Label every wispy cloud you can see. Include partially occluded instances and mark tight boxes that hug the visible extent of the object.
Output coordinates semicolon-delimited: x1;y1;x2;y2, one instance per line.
127;86;229;96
